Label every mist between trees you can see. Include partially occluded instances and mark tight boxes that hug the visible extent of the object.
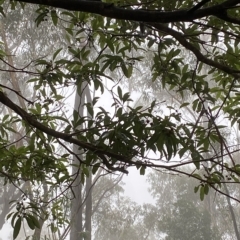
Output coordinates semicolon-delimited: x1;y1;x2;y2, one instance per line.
0;0;240;239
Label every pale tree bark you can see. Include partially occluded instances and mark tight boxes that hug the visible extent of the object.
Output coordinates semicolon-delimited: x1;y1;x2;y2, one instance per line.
70;145;83;240
85;172;92;240
84;81;93;240
223;183;240;240
70;90;84;240
70;83;93;240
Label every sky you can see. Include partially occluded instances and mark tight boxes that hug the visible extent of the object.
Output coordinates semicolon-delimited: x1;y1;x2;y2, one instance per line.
123;168;155;204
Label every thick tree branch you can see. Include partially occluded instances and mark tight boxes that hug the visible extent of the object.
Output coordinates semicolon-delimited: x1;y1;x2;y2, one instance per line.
1;91;234;172
151;23;240;77
0;91;203;174
216;12;240;24
14;0;240;23
0;91;130;163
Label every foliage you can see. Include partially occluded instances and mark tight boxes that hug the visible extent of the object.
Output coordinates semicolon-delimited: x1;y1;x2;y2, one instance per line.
148;170;221;239
0;0;240;238
93;169;228;240
93;175;160;240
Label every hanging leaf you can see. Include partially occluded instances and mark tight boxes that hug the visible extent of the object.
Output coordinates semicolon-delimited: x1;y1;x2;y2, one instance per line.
13;217;21;239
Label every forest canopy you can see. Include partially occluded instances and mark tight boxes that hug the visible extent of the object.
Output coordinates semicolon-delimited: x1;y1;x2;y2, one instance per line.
1;0;240;239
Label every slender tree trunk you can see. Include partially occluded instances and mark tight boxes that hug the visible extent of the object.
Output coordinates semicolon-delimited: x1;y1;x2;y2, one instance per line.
85;171;92;240
84;83;93;240
70;87;84;240
223;183;240;240
70;158;83;240
70;107;83;240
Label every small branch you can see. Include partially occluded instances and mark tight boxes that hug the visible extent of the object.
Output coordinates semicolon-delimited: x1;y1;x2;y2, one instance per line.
0;84;34;105
188;0;211;13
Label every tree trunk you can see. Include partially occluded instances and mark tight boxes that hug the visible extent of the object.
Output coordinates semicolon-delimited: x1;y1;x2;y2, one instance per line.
85;172;92;240
70;158;83;240
223;183;240;240
70;83;90;240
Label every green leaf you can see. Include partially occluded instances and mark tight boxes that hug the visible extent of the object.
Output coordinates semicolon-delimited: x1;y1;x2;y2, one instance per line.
140;166;146;175
122;93;132;102
147;133;160;152
92;163;100;174
200;185;205;201
121;63;130;78
180;102;190;108
191;151;200;169
192;99;199;111
52;48;62;60
13;217;21;239
82;167;89;177
147;38;155;48
2;114;9;122
85;103;94;117
164;141;171;161
178;147;187;158
117;86;122;99
50;10;58;26
25;215;35;230
27;215;40;229
194;185;199;193
11;212;18;227
106;38;115;53
127;65;133;78
192;173;202;180
204;184;209;195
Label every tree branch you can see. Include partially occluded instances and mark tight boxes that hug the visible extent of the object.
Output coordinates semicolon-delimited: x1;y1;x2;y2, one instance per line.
188;0;211;14
151;23;240;77
0;91;130;163
216;12;240;25
14;0;240;24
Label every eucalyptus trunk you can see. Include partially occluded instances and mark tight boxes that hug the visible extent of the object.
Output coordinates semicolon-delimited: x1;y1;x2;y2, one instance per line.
70;83;93;240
